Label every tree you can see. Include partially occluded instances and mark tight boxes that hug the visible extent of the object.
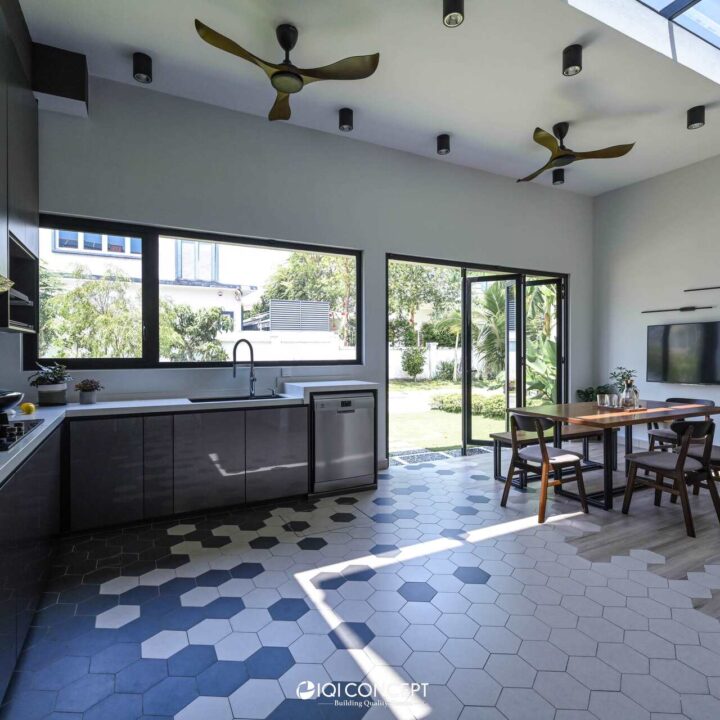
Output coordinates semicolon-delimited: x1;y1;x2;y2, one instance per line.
387;262;459;329
401;346;426;381
251;252;356;345
434;310;464;381
473;282;507;380
41;265;142;358
159;300;233;361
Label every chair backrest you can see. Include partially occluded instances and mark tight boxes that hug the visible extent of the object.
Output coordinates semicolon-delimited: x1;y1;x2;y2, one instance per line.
510;414;554;459
670;420;715;472
666;397;715;407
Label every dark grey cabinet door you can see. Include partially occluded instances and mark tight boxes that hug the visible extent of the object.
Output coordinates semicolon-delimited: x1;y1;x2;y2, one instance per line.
13;429;61;656
0;427;61;701
174;411;245;513
70;418;144;531
246;407;308;503
143;415;173;518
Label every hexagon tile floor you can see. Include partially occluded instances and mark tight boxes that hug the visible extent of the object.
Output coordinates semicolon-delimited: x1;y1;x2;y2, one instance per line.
2;455;720;720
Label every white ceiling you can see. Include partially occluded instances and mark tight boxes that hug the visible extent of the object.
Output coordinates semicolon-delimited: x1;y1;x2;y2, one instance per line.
20;0;720;195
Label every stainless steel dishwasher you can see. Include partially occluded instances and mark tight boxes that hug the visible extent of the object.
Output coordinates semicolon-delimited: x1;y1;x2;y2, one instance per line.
313;393;375;493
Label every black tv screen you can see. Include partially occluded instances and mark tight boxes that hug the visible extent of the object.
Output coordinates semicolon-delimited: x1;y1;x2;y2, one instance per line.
647;321;720;384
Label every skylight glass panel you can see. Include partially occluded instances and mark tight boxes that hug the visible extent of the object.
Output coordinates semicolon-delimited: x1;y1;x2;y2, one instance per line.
675;0;720;48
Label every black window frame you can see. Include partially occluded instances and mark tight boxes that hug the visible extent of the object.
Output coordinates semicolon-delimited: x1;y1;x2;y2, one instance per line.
24;214;364;370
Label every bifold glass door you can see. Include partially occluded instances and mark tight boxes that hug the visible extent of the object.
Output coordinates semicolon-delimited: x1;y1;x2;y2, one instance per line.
463;275;564;447
463;275;522;445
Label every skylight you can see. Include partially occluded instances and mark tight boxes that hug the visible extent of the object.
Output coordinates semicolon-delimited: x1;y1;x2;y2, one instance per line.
639;0;720;49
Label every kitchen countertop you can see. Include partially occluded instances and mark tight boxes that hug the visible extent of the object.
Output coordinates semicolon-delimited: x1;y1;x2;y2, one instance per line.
0;380;379;484
282;380;379;403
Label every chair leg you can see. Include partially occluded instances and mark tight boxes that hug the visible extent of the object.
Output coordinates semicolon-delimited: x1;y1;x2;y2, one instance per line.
501;458;516;508
574;462;589;514
654;473;663;507
670;472;678;504
622;463;638;514
583;437;590;461
692;473;701;496
675;473;696;538
538;464;549;524
706;470;720;524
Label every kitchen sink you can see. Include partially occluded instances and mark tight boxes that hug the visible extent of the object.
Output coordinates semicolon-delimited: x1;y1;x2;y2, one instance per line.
188;394;282;403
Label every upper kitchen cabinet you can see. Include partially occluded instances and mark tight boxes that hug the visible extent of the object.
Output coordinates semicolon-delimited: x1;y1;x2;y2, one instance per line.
7;36;38;258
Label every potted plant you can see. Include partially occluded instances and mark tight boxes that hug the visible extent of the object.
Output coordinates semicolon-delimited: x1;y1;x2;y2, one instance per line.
610;366;639;409
75;378;104;405
28;363;72;406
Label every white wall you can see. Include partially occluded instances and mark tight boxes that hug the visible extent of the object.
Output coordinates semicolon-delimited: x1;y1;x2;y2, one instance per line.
593;153;720;439
0;77;595;459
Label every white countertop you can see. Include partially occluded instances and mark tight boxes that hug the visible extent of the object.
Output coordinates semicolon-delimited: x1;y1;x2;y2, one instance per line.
0;380;378;484
282;380;379;403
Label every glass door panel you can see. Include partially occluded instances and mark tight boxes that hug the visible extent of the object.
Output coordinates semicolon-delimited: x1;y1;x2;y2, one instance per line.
464;275;522;444
524;279;561;406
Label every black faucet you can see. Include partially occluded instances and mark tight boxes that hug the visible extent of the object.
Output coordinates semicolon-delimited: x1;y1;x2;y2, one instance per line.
232;339;256;397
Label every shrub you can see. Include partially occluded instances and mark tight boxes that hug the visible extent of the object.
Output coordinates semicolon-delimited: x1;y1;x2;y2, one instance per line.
431;392;507;419
576;384;613;402
389;318;417;347
434;360;456;382
401;346;426;381
421;321;456;348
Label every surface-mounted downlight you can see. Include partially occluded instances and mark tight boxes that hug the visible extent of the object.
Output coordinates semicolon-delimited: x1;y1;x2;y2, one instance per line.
553;169;565;186
687;105;705;130
270;70;304;94
339;108;354;132
443;0;464;27
437;133;451;155
562;44;582;77
133;52;152;84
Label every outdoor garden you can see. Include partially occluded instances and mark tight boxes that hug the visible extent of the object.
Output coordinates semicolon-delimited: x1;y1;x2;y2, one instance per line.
388;261;558;454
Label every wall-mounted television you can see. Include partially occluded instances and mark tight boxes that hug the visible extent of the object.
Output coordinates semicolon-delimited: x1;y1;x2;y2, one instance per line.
647;321;720;384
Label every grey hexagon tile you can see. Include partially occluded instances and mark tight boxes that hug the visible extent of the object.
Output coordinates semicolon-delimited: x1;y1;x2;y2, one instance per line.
567;656;621;691
588;690;650;720
141;630;188;659
448;668;502;706
534;670;590;710
485;654;537;688
496;687;555;720
621;674;682;714
650;659;709;694
229;678;284;718
519;640;569;671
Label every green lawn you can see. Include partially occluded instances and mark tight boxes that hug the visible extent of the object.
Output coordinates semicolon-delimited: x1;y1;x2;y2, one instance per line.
388;379;505;452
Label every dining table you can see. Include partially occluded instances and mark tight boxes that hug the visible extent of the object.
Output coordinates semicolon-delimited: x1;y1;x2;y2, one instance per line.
511;400;720;510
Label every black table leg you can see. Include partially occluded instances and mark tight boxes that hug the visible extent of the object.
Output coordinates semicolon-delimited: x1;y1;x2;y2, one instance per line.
625;424;633;475
603;428;615;510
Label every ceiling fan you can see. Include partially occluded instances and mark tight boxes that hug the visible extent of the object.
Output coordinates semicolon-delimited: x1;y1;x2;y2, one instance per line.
517;122;635;183
194;19;380;122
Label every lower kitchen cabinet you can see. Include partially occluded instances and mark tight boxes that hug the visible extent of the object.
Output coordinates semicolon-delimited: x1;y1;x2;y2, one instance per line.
69;417;143;531
246;407;308;502
174;411;246;513
0;427;61;700
143;415;173;518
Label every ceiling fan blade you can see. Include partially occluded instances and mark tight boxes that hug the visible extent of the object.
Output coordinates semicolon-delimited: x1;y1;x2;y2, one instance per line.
533;127;559;156
194;19;279;78
299;53;380;84
268;92;291;121
574;143;635;160
516;161;553;183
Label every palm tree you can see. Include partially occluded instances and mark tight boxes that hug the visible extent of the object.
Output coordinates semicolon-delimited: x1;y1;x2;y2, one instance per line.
474;282;507;381
435;310;464;381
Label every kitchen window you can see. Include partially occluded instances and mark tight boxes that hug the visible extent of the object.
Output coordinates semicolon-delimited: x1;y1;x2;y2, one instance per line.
26;216;362;369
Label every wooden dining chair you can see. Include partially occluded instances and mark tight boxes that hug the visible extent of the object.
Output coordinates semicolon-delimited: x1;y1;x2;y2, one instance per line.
500;413;589;523
622;420;714;538
687;439;720;524
646;398;715;451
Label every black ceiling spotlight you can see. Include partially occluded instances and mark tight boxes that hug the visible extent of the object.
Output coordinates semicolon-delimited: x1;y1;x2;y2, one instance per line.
687;105;705;130
562;44;582;77
133;52;152;84
437;133;451;155
339;107;353;132
443;0;464;28
552;168;565;186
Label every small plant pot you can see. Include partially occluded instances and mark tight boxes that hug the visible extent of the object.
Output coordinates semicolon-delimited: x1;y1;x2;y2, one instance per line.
37;383;67;406
79;390;97;405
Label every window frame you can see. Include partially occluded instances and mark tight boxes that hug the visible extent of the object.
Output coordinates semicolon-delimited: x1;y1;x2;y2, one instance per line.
24;214;364;370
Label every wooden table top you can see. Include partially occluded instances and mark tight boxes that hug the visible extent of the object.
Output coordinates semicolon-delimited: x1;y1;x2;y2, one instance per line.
512;400;720;429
